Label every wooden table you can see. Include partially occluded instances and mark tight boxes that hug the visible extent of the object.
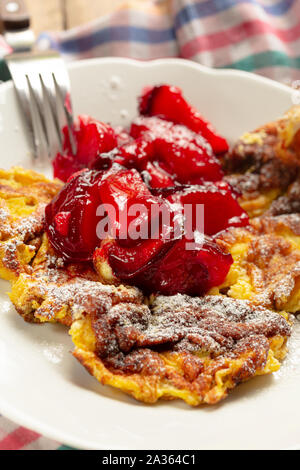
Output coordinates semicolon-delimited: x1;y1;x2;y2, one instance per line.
26;0;162;35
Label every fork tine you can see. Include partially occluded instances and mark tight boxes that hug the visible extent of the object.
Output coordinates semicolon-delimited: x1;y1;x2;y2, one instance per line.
6;50;76;162
39;74;62;157
53;73;77;155
25;75;49;162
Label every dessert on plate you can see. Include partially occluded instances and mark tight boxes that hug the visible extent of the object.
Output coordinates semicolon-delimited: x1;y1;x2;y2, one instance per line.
1;85;300;405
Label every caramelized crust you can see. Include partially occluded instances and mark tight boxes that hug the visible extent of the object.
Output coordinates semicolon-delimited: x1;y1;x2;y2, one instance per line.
224;106;300;217
71;294;290;405
264;179;300;216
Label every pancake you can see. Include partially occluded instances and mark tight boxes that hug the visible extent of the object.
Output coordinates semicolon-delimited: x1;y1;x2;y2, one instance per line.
9;236;291;405
10;234;142;325
7;224;293;404
6;216;293;405
71;294;291;405
1;108;300;406
213;214;300;313
224;106;300;217
0;167;61;281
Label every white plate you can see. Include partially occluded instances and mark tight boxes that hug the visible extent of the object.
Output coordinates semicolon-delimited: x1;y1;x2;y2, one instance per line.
0;58;300;450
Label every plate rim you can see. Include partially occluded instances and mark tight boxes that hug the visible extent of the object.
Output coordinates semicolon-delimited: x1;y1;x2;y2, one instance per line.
2;56;293;95
0;57;297;450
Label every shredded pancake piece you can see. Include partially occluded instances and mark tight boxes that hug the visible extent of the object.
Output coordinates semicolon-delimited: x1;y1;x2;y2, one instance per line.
0;167;61;280
10;233;142;325
214;214;300;312
223;106;300;217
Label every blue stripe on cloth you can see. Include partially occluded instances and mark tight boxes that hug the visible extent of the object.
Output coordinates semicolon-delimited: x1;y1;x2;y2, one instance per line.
41;25;176;54
175;0;296;29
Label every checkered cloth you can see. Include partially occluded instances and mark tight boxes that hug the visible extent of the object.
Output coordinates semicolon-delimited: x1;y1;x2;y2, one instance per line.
0;0;300;450
36;0;300;83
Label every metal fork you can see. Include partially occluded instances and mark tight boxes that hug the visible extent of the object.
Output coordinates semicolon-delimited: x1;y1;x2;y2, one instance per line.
5;50;77;162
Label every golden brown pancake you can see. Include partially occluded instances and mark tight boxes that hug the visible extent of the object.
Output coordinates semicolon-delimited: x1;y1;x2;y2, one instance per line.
223;106;300;217
71;294;291;405
0;167;61;281
10;235;142;325
8;229;293;405
213;214;300;313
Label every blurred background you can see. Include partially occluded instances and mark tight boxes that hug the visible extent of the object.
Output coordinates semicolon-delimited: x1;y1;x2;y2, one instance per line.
1;0;300;83
22;0;160;34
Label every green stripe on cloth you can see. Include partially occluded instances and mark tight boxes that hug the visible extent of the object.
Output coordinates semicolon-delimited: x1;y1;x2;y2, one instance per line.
58;444;76;450
222;50;300;71
0;59;11;82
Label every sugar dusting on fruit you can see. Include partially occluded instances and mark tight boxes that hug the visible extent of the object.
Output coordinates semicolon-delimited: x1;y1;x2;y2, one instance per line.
46;84;249;296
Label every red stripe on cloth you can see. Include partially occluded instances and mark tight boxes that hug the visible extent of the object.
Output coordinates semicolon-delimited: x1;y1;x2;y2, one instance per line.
0;426;40;450
180;19;300;58
0;35;12;55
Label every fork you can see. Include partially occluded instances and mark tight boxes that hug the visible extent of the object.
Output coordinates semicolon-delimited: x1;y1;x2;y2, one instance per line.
5;50;77;162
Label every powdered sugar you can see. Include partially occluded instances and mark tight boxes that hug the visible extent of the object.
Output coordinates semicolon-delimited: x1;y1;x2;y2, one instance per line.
148;294;291;353
25;264;142;323
91;293;291;364
0;208;9;223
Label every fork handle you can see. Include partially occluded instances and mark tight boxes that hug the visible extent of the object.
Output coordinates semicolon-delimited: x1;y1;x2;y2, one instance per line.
0;0;30;31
